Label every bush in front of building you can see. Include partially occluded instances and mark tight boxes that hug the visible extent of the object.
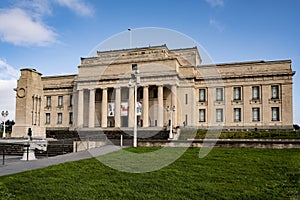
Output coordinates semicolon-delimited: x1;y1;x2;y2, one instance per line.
191;129;300;139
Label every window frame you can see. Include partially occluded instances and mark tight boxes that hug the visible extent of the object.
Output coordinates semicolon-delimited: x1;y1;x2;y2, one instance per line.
234;108;241;122
271;107;280;121
216;88;224;101
199;109;206;122
58;96;63;107
69;95;73;107
46;96;51;107
57;113;62;124
69;112;73;124
45;113;50;124
252;107;260;122
199;88;206;102
252;86;260;100
233;87;242;101
271;85;280;99
216;108;223;122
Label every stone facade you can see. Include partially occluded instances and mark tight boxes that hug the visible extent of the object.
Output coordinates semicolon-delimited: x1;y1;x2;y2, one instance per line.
12;45;295;137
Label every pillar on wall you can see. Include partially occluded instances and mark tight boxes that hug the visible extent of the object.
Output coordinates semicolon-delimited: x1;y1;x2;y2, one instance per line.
88;89;95;128
142;86;149;127
77;89;84;128
158;85;164;127
115;87;121;127
171;85;177;127
101;88;108;128
128;86;134;127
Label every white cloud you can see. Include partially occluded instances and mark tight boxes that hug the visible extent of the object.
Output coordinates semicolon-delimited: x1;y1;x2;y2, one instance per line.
0;79;17;120
0;0;94;47
0;8;57;46
0;60;18;120
209;19;225;32
206;0;224;7
0;59;19;80
55;0;94;17
17;0;52;17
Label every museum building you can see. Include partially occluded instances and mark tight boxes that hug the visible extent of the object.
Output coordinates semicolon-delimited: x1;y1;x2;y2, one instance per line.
11;45;295;137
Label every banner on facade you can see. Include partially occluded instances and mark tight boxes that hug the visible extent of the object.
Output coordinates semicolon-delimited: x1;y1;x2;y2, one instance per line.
108;103;115;116
121;102;128;116
137;102;142;116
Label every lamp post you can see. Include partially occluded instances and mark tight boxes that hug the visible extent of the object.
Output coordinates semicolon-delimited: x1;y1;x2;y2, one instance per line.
128;28;132;48
129;64;139;147
166;106;176;139
1;111;9;138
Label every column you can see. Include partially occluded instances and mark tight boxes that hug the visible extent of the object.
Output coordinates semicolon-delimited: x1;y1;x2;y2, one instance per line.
142;86;149;127
77;89;84;128
261;85;269;127
101;88;108;128
89;89;95;128
128;86;134;127
115;87;121;127
38;96;41;126
171;85;177;127
35;96;38;125
31;95;35;125
158;85;164;127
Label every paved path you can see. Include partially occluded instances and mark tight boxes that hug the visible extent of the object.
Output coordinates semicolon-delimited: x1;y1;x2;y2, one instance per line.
0;145;121;177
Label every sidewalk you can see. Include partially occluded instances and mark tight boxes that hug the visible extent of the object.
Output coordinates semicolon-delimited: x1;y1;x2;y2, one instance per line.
0;145;121;177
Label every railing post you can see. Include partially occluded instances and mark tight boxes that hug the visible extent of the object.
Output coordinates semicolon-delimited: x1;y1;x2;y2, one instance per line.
27;145;29;161
120;134;123;148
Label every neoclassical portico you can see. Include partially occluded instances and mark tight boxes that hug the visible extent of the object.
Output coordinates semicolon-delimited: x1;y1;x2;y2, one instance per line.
76;83;178;129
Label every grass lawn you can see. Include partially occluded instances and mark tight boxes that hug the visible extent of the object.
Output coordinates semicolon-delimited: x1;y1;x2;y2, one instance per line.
0;147;299;199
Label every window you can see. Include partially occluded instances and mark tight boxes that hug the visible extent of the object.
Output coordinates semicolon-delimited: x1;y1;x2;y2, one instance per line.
185;114;188;126
272;107;280;121
216;109;223;122
57;113;62;124
46;96;51;107
234;108;241;122
199;89;206;102
46;113;50;124
271;85;279;99
58;96;63;107
199;109;206;122
69;95;73;106
233;87;241;100
152;87;158;98
69;112;73;124
216;88;224;101
252;86;260;100
185;94;188;104
252;108;260;122
139;89;143;99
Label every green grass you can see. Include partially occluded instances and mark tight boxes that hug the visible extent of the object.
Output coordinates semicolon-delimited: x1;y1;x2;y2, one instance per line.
0;147;299;199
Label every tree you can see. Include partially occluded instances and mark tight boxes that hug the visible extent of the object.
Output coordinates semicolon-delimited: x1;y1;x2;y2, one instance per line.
0;120;15;132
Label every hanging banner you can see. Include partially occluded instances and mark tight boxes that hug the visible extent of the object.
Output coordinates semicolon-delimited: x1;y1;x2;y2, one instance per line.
121;102;128;116
137;102;142;116
108;103;115;116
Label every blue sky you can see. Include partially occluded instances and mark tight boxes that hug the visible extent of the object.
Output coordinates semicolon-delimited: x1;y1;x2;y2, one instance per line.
0;0;299;124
